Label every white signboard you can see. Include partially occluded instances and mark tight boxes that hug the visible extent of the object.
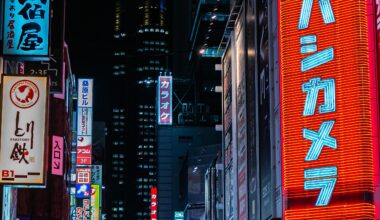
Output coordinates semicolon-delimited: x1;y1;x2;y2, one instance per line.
78;79;93;108
0;75;48;185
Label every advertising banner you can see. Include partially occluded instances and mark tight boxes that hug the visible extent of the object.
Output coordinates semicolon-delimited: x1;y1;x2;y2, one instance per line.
91;185;100;220
235;7;248;220
76;167;91;184
223;40;235;220
76;198;91;220
279;0;379;219
3;0;50;56
51;135;64;176
77;79;93;166
76;184;91;198
151;187;157;220
0;75;48;185
157;76;172;125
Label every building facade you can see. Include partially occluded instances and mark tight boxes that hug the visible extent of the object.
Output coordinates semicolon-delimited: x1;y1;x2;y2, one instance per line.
106;0;170;219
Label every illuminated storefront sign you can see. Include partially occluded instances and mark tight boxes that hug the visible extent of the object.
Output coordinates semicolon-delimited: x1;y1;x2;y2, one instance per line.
150;187;157;220
51;135;63;176
76;167;91;185
3;0;50;56
157;76;172;125
76;183;91;198
91;185;100;220
77;79;93;165
279;0;379;218
0;75;48;186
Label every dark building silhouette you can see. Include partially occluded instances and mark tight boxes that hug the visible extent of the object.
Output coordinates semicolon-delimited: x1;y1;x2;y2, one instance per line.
106;0;170;219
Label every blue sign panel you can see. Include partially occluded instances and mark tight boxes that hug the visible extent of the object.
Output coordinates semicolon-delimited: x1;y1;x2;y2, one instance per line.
76;184;91;198
3;0;50;56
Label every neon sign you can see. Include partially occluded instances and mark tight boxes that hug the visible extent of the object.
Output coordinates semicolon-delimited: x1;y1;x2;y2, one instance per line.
279;0;379;218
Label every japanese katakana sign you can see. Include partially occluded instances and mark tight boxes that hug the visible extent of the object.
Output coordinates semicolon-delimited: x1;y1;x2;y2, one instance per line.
77;79;93;165
3;0;50;56
0;75;48;185
157;76;172;125
51;135;63;176
279;0;379;219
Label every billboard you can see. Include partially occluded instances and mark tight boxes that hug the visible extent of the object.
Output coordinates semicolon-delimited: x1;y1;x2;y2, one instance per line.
3;0;50;56
222;40;235;220
91;185;100;220
51;135;64;176
0;75;48;185
76;198;91;220
76;167;91;184
77;79;93;165
235;7;248;220
151;187;157;220
279;0;379;219
157;76;172;125
76;184;91;198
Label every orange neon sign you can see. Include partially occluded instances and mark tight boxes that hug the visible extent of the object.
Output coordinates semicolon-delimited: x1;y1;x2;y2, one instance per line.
279;0;379;219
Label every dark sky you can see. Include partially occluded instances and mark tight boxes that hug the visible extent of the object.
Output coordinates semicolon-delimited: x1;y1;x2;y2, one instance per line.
65;0;115;121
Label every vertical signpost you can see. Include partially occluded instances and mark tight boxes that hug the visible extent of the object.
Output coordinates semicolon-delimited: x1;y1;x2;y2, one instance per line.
150;187;158;220
157;76;172;125
279;0;380;219
76;79;94;220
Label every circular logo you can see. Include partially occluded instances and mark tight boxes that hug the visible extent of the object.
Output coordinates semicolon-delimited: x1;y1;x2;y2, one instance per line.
10;80;40;109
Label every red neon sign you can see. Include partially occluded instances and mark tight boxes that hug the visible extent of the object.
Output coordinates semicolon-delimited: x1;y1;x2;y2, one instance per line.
279;0;379;219
151;187;157;220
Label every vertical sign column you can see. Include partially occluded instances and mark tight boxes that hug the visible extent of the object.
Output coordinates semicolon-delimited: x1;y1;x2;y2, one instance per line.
157;76;172;125
76;79;93;220
77;79;93;165
151;187;158;220
279;0;379;219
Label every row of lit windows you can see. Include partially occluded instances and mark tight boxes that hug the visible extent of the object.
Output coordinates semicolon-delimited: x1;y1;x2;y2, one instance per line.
113;108;125;113
112;174;125;179
113;128;125;132
138;145;154;149
113;121;125;126
139;105;154;109
137;184;154;189
138;28;169;34
112;154;125;159
138;111;155;116
114;51;126;56
137;66;165;72
112;160;125;165
113;167;124;171
113;71;126;76
139;125;155;129
138;118;155;123
113;115;126;119
113;141;125;145
112;207;124;212
137;212;150;217
137;178;156;182
137;164;156;169
143;41;166;46
137;48;169;53
137;151;156;156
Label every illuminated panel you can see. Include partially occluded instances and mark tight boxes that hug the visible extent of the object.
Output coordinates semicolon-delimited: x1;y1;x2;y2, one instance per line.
157;76;172;125
151;187;157;220
279;0;379;219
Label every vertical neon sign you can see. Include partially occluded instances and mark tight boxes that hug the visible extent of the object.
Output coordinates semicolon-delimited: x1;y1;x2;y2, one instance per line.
157;76;172;125
279;0;379;219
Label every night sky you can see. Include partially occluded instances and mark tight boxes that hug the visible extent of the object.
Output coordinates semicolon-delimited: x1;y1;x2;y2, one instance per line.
65;0;114;121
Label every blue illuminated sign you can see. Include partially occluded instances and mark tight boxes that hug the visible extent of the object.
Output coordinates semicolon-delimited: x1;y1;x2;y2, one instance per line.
299;0;338;207
3;0;50;56
76;184;91;198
